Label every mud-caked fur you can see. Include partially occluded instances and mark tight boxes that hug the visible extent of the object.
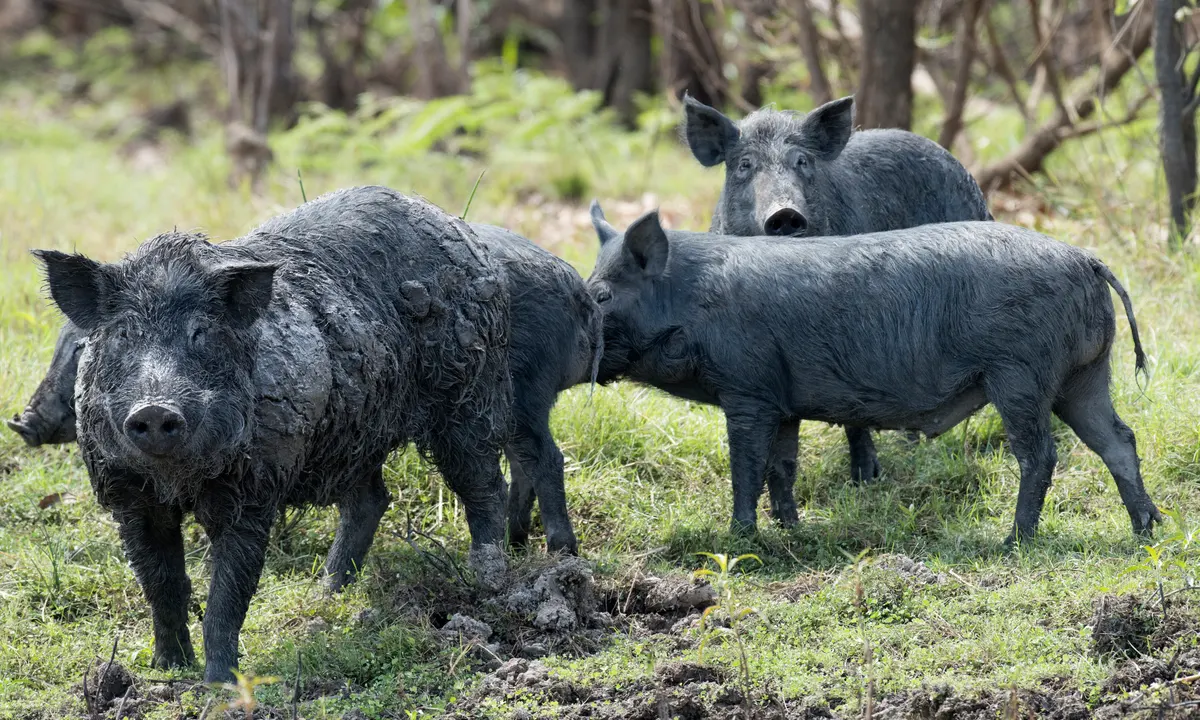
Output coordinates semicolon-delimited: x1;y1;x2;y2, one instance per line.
681;94;993;504
472;225;603;555
32;186;512;683
587;209;1161;544
15;224;603;557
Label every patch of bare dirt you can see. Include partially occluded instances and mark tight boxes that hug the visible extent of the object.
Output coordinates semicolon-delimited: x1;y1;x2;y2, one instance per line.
1091;593;1160;657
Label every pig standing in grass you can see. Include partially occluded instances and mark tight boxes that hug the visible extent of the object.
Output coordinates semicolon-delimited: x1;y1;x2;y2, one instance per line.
587;206;1160;542
30;186;512;682
14;225;602;557
473;224;603;554
682;94;992;492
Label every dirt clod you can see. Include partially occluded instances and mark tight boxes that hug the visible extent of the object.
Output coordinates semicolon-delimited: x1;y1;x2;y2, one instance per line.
468;543;509;591
654;661;725;687
87;660;134;707
439;613;492;644
1091;593;1158;657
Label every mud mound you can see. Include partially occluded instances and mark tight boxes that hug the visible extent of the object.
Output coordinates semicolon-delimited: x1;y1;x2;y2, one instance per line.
1091;594;1159;657
445;658;802;720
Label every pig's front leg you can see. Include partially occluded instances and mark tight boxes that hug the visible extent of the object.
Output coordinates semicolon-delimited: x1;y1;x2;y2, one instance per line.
724;400;782;534
112;498;195;670
200;504;275;683
845;426;881;484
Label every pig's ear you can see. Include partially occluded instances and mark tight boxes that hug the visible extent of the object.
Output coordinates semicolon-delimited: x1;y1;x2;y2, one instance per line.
590;199;618;246
623;211;669;277
799;95;854;162
683;93;740;167
33;249;113;331
217;262;277;325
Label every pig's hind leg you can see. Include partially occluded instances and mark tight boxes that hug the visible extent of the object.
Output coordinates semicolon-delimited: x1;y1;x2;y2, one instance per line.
764;419;800;526
985;371;1058;546
1052;360;1161;536
325;463;391;591
505;409;578;555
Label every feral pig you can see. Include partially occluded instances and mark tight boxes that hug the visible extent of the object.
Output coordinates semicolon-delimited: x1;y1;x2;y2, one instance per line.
14;225;604;556
12;225;604;557
7;320;84;446
683;94;992;486
587;206;1161;543
472;225;603;555
31;186;512;682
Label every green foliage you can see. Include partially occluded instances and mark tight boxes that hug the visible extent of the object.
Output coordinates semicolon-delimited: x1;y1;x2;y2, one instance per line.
693;552;762;694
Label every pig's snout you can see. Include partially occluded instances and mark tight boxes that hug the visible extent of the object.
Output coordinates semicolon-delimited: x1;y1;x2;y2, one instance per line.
124;403;188;456
764;207;808;237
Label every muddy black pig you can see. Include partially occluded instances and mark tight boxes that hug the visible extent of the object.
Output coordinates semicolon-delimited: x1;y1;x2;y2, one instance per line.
587;207;1160;543
15;225;602;556
29;186;512;682
682;94;993;491
7;320;85;446
471;224;602;554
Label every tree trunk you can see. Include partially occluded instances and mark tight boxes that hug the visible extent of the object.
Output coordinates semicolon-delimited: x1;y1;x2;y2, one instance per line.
562;0;598;89
795;0;832;106
1155;0;1197;247
856;0;918;129
409;0;464;99
218;0;294;192
596;0;655;126
656;0;725;107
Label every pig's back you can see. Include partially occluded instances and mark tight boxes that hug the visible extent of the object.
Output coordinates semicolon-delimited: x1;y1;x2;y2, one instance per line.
234;186;512;504
471;223;601;392
836;130;992;227
677;222;1115;405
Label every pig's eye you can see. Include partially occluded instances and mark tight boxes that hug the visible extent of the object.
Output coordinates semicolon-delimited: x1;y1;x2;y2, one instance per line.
190;325;208;347
794;153;808;169
735;157;753;176
594;286;612;304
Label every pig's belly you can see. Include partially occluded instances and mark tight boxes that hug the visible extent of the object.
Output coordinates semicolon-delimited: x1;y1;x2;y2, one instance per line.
876;386;989;438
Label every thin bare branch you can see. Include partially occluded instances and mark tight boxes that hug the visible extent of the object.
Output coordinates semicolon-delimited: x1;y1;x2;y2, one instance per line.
939;0;986;149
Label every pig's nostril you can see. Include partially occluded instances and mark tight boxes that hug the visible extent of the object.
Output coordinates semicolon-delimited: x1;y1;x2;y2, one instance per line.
764;208;808;236
123;404;188;456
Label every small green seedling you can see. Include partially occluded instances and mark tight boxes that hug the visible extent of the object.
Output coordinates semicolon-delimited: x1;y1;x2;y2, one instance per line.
693;552;762;708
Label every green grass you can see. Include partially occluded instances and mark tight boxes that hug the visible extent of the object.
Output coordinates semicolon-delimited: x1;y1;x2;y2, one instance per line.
1;55;1199;719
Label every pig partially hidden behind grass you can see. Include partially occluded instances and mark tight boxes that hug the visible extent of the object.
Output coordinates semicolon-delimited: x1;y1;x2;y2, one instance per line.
586;206;1161;543
28;186;513;682
682;94;993;489
14;224;603;558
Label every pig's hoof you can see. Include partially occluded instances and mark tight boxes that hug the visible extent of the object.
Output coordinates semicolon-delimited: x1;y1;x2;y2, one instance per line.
771;505;799;527
546;533;579;556
468;543;509;591
1004;524;1038;549
1131;506;1163;536
506;526;531;550
850;457;881;485
151;643;195;670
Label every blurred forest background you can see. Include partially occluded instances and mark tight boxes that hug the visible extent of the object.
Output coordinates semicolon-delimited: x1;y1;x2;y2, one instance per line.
0;0;1197;237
